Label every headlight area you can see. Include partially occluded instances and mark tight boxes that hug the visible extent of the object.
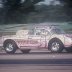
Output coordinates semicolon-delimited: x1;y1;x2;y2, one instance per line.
64;36;72;48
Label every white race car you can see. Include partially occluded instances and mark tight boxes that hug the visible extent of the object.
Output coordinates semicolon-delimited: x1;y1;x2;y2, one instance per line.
0;25;72;54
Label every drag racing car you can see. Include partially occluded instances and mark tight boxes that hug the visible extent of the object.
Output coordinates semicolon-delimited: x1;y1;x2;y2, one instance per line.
0;25;72;54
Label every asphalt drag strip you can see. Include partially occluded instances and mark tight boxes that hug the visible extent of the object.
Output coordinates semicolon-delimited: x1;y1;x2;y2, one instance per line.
0;59;72;64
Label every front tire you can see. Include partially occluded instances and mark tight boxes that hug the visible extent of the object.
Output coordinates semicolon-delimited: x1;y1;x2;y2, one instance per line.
48;39;63;53
4;41;17;54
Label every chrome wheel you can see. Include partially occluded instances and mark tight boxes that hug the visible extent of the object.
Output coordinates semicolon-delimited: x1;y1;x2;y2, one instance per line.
48;39;63;53
4;41;17;54
6;43;14;52
51;42;60;51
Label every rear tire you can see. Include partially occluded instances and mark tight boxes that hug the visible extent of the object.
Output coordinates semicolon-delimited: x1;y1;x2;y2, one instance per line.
21;49;30;54
48;39;63;53
4;41;17;54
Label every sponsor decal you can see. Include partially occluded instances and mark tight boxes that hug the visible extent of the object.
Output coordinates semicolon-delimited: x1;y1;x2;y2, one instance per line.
17;40;38;44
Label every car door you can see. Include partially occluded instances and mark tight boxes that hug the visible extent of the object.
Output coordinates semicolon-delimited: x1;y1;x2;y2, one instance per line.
27;29;41;48
34;28;51;48
28;29;47;49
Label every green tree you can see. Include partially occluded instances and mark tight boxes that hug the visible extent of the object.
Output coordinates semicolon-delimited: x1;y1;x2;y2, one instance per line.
2;0;43;24
58;0;72;21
